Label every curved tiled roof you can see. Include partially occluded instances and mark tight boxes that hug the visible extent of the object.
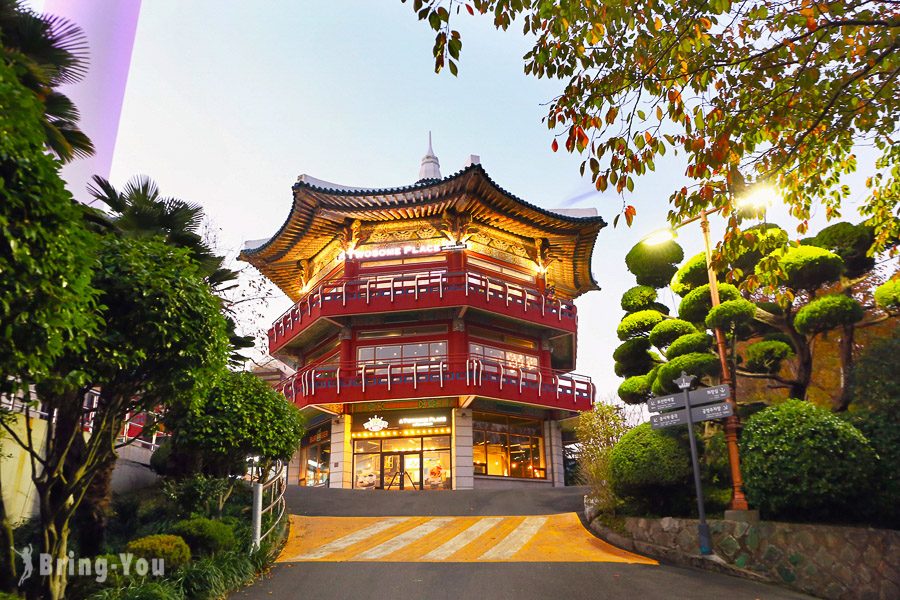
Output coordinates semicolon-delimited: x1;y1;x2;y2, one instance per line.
240;164;605;300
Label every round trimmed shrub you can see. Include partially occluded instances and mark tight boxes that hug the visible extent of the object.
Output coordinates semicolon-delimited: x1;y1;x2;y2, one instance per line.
610;423;691;509
126;534;191;571
170;517;236;557
740;399;876;520
678;283;741;323
705;299;756;330
744;340;794;374
793;294;864;335
670;252;708;296
874;279;900;311
806;221;875;278
618;374;652;405
762;331;793;346
615;359;652;378
621;285;658;313
613;338;652;363
648;319;696;349
732;225;789;273
655;353;720;394
625;240;684;288
762;245;843;291
666;332;711;360
617;310;665;340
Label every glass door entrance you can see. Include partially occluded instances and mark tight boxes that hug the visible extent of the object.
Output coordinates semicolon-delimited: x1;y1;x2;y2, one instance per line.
382;452;421;490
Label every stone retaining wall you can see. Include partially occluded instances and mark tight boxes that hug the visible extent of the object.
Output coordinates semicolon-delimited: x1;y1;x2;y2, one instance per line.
585;504;900;600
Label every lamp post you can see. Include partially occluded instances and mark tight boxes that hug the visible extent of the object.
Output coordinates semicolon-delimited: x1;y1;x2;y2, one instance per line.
642;186;777;513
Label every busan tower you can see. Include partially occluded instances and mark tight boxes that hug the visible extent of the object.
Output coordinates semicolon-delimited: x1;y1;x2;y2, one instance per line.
240;137;605;491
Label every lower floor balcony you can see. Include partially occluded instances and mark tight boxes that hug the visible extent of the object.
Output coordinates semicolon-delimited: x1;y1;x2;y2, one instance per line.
273;355;594;413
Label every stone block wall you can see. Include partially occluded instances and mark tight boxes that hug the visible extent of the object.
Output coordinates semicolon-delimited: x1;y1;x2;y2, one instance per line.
590;510;900;600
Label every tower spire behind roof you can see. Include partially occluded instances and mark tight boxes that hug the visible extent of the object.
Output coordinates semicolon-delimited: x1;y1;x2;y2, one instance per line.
418;131;442;181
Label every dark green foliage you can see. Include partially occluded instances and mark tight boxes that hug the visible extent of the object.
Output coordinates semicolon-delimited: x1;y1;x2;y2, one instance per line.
613;338;652;363
648;319;696;349
705;299;756;330
764;245;843;291
0;59;98;394
615;358;653;378
762;331;793;347
162;475;233;519
150;440;173;476
177;552;255;600
625;240;684;288
844;409;900;528
874;279;899;311
655;353;720;394
125;535;191;572
850;325;900;413
744;340;794;374
670;252;708;296
169;518;235;557
617;374;653;404
666;332;711;360
793;294;864;335
88;580;186;600
647;302;671;315
678;283;740;323
610;424;691;513
621;285;658;313
805;221;875;278
740;400;876;520
732;225;789;273
616;309;665;340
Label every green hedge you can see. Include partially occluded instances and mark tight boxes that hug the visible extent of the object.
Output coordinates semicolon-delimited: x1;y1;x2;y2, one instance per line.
678;283;740;323
874;279;900;311
648;319;696;349
740;400;876;520
126;534;191;572
793;294;864;335
625;240;684;288
617;310;665;340
666;333;711;360
744;340;794;374
655;353;720;394
621;285;659;313
610;424;691;513
170;517;236;557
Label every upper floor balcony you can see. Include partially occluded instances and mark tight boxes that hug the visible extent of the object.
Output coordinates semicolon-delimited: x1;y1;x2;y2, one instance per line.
267;269;578;356
273;353;594;413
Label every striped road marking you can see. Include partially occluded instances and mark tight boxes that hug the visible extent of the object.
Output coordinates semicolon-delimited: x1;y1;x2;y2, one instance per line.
478;516;548;560
279;513;656;564
422;517;504;560
291;517;410;560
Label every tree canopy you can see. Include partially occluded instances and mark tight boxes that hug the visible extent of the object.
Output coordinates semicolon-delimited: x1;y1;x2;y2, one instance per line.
405;0;899;263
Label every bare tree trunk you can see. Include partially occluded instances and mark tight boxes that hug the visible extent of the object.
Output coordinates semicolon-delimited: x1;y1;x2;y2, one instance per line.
73;453;115;556
0;474;17;593
834;324;855;412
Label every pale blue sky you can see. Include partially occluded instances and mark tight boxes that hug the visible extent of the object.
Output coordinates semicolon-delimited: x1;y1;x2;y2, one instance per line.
34;1;876;397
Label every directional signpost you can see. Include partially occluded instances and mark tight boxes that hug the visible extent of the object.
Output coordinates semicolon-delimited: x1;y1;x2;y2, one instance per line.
647;373;734;556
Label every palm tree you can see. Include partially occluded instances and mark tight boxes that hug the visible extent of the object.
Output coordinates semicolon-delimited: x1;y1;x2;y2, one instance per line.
0;0;94;162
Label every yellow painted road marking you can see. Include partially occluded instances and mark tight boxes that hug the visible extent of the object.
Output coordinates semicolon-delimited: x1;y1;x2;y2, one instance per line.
279;513;655;564
422;517;504;560
478;516;548;560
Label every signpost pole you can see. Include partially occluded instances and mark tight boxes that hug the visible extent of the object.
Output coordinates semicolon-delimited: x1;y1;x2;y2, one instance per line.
675;372;713;556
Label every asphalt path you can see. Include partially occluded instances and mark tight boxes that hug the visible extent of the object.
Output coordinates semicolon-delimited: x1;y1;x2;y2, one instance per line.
233;487;814;600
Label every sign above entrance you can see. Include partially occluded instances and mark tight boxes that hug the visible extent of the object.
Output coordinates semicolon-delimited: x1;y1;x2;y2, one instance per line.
338;242;466;261
363;415;389;432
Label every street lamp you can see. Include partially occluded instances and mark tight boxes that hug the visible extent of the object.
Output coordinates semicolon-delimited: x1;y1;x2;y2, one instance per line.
643;189;774;513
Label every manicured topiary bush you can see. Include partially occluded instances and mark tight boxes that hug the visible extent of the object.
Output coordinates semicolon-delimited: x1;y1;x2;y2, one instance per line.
793;294;864;334
616;310;665;340
705;299;756;330
621;285;658;313
665;332;711;360
613;338;652;363
762;245;843;291
874;279;900;311
617;374;653;405
625;240;684;288
744;340;794;374
805;221;875;278
654;353;720;394
740;399;876;520
610;423;691;513
670;252;708;296
126;534;191;571
170;517;236;557
731;224;789;273
678;283;740;323
648;319;696;349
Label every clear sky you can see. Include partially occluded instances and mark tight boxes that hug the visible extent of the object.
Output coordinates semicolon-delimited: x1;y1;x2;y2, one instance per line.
33;1;877;398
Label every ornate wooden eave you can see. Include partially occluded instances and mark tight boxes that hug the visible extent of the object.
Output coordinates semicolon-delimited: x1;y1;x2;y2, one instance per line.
239;164;606;300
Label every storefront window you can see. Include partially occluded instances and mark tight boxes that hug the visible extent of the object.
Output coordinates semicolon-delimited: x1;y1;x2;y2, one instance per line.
472;412;546;479
351;424;451;490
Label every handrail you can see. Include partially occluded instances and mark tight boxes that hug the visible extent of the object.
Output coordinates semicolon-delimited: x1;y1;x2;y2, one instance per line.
267;268;578;345
251;460;287;551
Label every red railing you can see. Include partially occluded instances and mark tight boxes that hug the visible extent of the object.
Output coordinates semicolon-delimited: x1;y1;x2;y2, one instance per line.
267;269;577;353
273;354;594;413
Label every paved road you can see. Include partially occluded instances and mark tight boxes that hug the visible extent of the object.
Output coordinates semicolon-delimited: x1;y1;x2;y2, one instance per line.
234;487;814;600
